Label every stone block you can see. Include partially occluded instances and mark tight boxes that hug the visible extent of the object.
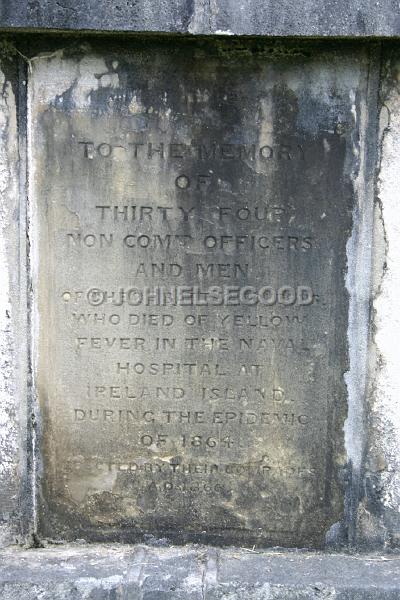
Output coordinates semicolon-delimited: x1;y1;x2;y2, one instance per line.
26;38;376;548
1;0;400;36
0;545;400;599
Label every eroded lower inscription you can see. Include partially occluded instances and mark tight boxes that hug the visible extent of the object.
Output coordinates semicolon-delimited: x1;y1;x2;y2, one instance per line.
31;41;365;546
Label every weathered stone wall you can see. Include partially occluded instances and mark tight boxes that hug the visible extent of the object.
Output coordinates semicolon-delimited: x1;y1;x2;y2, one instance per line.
1;0;400;36
0;33;400;558
1;3;400;597
1;544;400;599
0;50;29;547
356;47;400;549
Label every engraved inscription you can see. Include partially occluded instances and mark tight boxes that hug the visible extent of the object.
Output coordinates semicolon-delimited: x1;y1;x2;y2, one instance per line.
31;41;362;547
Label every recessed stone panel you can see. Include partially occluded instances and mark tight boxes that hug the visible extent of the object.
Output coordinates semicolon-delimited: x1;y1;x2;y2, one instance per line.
30;41;367;546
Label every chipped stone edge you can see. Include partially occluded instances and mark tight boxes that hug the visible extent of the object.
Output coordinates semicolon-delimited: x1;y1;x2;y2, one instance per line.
359;50;400;548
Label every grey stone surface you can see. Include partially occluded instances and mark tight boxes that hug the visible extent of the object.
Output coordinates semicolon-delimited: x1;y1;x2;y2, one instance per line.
26;38;374;548
0;0;196;34
1;0;400;36
0;51;29;546
356;46;400;549
211;1;400;37
1;544;400;599
0;29;399;563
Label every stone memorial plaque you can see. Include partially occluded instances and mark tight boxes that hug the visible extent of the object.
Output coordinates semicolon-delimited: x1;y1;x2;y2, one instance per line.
30;41;367;546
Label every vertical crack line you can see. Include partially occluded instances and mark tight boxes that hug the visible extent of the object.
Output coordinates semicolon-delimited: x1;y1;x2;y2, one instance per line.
201;548;219;598
188;0;213;34
18;49;38;541
208;0;217;33
200;553;206;600
15;51;33;542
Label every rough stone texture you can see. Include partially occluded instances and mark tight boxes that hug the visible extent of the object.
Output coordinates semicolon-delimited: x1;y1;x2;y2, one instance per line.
0;0;196;33
0;50;29;547
343;44;381;549
357;47;400;549
0;26;398;572
212;0;400;37
26;38;376;548
1;0;400;36
1;544;400;599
